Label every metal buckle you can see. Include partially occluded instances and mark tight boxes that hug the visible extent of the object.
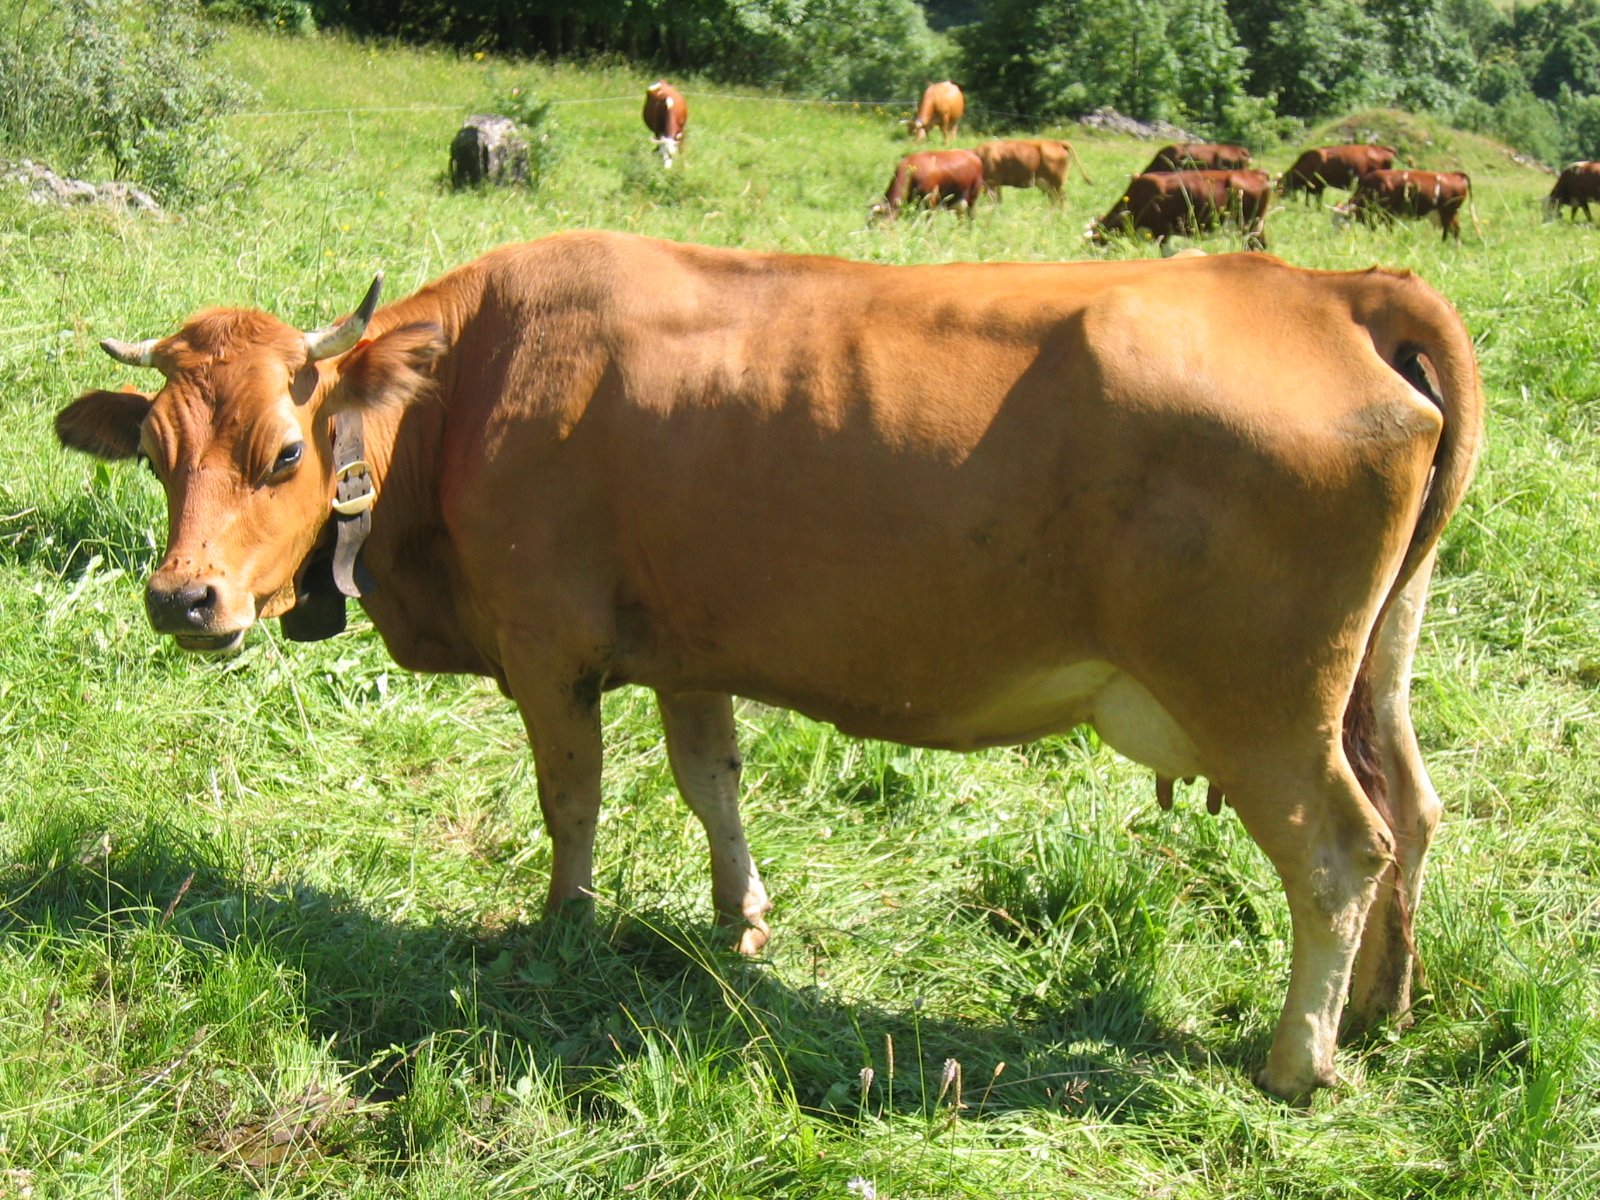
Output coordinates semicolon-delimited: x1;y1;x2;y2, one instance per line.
331;458;375;517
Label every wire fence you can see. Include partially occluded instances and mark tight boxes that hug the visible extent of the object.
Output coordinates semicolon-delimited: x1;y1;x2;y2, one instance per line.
226;91;1046;126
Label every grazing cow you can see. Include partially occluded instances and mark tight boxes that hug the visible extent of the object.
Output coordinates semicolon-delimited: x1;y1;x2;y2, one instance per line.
1544;160;1600;221
56;230;1482;1104
1141;142;1253;174
1334;169;1472;241
1088;169;1272;248
1280;143;1398;204
910;81;964;143
870;150;984;221
973;139;1092;205
643;80;688;168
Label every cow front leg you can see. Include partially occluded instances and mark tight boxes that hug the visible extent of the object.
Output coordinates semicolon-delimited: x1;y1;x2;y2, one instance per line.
509;674;606;917
1231;760;1394;1103
656;689;771;955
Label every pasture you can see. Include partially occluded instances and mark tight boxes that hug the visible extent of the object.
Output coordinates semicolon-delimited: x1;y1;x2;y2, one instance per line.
2;26;1599;1199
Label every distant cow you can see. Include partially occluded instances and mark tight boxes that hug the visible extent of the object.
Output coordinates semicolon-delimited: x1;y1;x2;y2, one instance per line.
1544;161;1600;221
973;139;1092;205
1280;143;1398;203
643;80;688;168
910;81;964;143
871;150;984;221
1334;169;1471;241
1088;169;1271;248
1141;142;1252;174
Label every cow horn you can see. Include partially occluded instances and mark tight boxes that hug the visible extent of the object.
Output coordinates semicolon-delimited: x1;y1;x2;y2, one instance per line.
303;273;384;362
100;337;160;367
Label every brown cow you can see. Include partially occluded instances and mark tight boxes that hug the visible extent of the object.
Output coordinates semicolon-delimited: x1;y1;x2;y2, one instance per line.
1544;160;1600;221
1334;169;1472;241
973;139;1092;205
870;150;984;221
643;80;688;168
910;81;964;143
1280;143;1398;204
56;231;1482;1104
1088;169;1271;248
1141;142;1252;174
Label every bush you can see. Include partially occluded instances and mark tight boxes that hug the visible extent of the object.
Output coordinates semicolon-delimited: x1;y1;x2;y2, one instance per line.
499;85;561;193
0;0;256;205
204;0;318;35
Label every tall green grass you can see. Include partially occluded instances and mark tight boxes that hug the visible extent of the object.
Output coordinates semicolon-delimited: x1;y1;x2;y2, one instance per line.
1;24;1597;1199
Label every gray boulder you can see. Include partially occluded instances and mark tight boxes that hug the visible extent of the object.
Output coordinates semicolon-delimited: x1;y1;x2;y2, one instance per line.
449;115;530;189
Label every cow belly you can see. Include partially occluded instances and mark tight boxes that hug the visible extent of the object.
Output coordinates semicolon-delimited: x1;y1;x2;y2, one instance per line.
861;659;1205;776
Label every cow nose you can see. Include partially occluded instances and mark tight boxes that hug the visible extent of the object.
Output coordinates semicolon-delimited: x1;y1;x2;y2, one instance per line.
146;578;219;632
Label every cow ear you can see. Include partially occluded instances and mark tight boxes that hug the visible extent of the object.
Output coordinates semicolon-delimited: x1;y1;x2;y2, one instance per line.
55;387;153;460
332;321;447;411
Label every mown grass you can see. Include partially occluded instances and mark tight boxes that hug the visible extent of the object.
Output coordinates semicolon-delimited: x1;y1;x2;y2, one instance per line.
2;22;1599;1199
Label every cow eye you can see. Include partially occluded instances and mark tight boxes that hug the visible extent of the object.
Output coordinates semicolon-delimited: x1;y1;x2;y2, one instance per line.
269;442;304;480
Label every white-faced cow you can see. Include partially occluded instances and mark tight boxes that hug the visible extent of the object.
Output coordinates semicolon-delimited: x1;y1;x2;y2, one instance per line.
910;81;963;143
643;80;687;168
57;231;1481;1104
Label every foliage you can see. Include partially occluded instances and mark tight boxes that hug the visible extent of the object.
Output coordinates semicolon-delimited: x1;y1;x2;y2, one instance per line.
204;0;318;34
960;0;1266;139
0;0;256;205
497;85;562;193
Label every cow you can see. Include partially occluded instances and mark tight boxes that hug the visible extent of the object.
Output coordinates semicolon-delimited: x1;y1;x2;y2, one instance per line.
973;139;1092;206
1140;142;1253;174
1280;143;1398;204
910;81;964;143
1333;169;1472;241
1544;160;1600;221
1088;169;1272;249
55;230;1482;1105
870;150;984;222
643;80;688;168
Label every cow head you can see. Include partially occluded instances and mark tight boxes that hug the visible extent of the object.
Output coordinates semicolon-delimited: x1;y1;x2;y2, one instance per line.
55;278;446;653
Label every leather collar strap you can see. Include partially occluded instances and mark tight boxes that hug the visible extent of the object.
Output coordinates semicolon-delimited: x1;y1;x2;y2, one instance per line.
330;412;375;599
278;412;375;643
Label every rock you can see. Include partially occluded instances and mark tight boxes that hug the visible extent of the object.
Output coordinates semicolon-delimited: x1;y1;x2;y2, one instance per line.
0;159;161;214
1075;107;1200;145
448;115;530;189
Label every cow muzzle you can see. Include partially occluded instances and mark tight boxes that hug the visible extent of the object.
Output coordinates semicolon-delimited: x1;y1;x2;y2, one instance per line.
145;574;249;654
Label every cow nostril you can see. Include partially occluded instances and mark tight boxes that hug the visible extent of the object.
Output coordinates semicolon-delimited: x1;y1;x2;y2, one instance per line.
147;578;220;630
179;582;217;620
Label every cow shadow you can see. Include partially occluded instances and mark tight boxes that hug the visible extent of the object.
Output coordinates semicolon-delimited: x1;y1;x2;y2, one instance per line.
0;814;1250;1125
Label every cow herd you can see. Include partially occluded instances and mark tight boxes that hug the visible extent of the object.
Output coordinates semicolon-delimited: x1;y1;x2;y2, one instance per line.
639;77;1600;246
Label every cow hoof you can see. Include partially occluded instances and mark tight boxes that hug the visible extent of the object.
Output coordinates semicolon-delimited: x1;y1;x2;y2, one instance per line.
1254;1063;1334;1108
733;921;770;956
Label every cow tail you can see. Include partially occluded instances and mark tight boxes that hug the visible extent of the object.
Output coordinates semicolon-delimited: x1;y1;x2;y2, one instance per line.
1067;142;1093;185
1465;173;1484;239
1379;274;1484;598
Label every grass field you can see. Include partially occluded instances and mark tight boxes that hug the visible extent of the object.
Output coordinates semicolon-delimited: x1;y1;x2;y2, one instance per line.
3;23;1599;1200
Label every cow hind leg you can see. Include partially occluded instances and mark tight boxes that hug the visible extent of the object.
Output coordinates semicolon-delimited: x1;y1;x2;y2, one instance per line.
1347;551;1442;1030
1229;752;1395;1103
656;690;772;955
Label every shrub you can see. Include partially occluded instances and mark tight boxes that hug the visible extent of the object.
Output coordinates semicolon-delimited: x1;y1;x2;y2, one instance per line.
0;0;256;205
